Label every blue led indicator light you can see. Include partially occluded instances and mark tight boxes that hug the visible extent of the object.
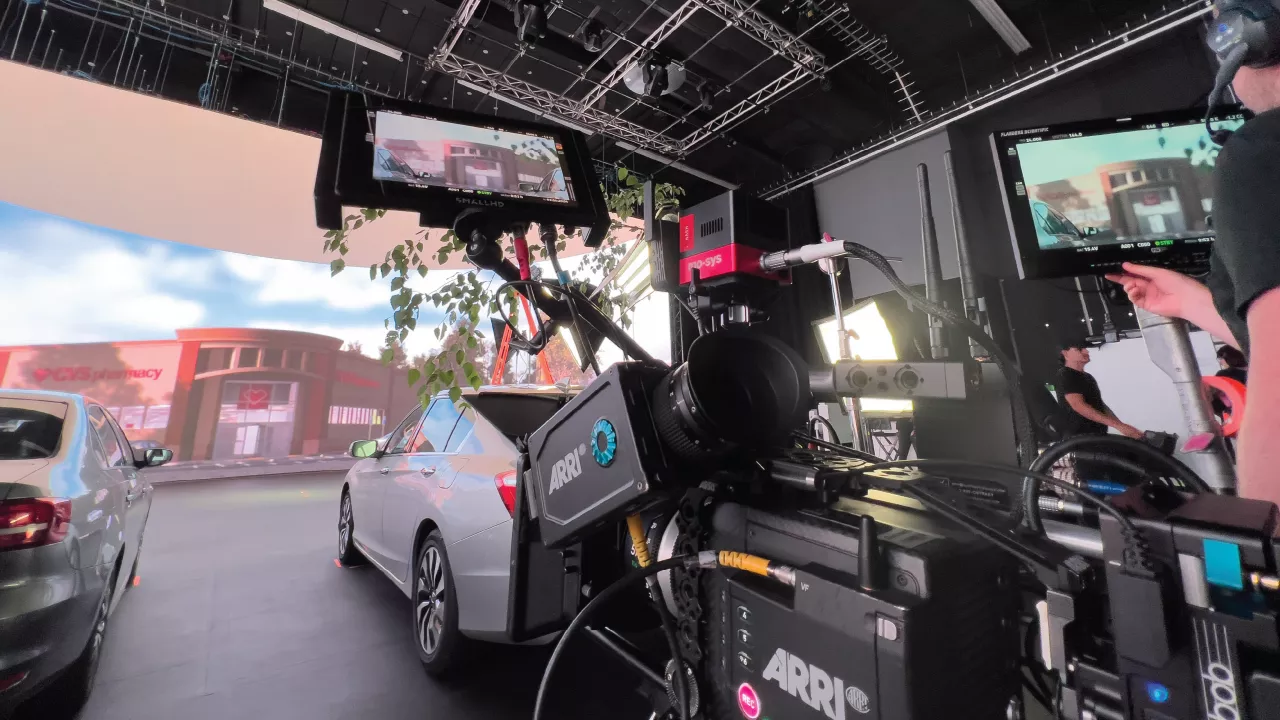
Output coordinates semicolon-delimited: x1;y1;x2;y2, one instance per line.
1220;23;1230;33
1146;682;1170;704
591;418;618;467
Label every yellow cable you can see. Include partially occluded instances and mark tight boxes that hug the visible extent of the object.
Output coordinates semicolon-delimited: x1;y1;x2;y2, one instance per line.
627;514;652;568
718;551;772;578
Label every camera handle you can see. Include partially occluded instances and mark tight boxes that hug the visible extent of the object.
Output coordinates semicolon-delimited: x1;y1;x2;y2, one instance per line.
1135;308;1236;493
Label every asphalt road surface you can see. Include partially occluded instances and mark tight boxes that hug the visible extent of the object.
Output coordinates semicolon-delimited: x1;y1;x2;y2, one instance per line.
40;473;653;720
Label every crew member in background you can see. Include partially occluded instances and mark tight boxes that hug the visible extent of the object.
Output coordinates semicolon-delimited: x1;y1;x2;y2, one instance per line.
1106;14;1280;504
1216;344;1249;386
1211;345;1248;443
1055;340;1145;441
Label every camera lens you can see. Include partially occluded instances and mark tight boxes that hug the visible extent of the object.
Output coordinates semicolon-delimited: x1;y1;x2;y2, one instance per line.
653;327;810;460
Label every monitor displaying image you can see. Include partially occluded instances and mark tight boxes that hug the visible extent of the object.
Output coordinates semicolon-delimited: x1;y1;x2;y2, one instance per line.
372;110;576;205
1013;120;1244;251
992;108;1247;279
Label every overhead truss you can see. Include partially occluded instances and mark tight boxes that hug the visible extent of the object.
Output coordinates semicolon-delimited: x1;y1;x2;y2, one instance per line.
27;0;921;172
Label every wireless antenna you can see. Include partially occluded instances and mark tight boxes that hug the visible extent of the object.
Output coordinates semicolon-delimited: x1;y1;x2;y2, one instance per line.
944;151;991;359
917;164;948;360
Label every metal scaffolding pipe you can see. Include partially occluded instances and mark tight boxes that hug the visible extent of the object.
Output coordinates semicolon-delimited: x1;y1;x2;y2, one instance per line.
25;6;45;64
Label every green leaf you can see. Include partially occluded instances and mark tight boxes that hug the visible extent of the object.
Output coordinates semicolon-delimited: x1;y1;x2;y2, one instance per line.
418;265;428;278
437;252;449;265
390;276;405;291
463;362;475;376
370;265;378;280
380;263;391;278
352;219;364;230
617;167;629;181
407;368;421;386
626;175;639;187
330;258;345;276
455;349;464;364
381;347;394;364
448;386;462;403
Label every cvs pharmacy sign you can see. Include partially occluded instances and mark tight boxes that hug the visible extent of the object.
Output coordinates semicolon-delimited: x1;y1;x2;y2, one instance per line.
32;366;165;383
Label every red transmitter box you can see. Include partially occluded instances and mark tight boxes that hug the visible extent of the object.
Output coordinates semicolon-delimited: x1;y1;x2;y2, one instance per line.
676;191;791;289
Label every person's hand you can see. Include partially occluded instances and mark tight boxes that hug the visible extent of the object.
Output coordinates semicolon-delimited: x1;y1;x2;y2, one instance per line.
1116;423;1145;440
1105;263;1208;320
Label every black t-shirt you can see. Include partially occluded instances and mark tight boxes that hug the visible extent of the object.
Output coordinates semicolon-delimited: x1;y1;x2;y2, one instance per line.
1211;367;1248;416
1206;107;1280;358
1056;366;1108;436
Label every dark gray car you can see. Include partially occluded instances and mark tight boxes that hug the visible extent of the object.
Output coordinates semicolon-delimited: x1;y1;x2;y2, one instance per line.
0;390;171;716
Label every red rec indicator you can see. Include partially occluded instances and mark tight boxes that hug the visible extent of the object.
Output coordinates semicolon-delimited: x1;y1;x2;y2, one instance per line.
737;683;762;719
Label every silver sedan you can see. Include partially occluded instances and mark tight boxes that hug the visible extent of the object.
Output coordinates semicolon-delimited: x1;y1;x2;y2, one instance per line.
337;386;570;675
0;390;171;716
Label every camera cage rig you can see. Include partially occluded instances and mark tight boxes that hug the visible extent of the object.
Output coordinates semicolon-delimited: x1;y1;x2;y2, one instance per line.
312;98;1280;719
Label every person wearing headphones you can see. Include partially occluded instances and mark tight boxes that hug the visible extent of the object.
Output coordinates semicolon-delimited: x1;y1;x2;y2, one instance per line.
1106;0;1280;503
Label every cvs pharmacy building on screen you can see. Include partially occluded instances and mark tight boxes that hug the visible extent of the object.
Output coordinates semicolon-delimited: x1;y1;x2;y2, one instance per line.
0;328;417;461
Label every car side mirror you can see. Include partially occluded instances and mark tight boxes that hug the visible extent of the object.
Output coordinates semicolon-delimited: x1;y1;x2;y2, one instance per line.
144;448;173;467
350;440;379;459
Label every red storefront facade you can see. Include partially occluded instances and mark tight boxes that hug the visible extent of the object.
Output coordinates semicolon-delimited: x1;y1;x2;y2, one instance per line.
0;328;417;461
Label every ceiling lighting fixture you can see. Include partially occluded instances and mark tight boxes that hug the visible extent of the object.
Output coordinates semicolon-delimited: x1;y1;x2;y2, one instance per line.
262;0;404;61
966;0;1030;54
623;56;686;98
576;14;606;53
514;0;548;45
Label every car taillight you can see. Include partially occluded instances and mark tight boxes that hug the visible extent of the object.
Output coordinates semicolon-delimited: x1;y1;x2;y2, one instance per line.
494;470;519;517
0;498;72;551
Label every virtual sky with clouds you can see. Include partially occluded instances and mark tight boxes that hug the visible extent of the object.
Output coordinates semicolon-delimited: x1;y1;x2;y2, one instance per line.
0;200;671;364
0;200;453;358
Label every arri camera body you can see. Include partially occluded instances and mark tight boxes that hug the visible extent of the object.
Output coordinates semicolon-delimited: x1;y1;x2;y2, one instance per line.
516;184;1280;720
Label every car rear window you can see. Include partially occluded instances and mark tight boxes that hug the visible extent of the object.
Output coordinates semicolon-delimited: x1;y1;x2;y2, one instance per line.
0;400;68;459
468;394;567;439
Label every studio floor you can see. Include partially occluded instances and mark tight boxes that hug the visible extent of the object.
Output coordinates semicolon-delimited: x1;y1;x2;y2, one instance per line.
24;473;646;720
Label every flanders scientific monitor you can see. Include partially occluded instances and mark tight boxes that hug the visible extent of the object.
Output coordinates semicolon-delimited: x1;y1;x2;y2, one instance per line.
315;92;610;243
991;107;1246;280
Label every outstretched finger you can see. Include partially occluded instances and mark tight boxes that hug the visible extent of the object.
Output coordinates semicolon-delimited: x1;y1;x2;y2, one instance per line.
1119;262;1168;279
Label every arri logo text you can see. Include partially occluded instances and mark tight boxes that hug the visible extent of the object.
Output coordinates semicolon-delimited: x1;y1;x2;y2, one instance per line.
547;444;588;493
763;648;868;719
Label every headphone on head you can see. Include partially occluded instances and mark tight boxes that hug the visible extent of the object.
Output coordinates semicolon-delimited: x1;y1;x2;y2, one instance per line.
1205;1;1280;142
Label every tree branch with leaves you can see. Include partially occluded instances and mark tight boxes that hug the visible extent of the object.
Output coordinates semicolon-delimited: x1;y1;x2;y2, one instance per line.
322;169;683;405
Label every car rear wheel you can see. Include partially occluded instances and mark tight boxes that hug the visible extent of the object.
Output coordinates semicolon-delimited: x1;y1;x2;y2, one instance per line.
414;531;472;676
36;564;116;716
338;491;366;566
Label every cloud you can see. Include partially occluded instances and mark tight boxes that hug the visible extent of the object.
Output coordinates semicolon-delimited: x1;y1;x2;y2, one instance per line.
246;320;445;360
0;218;207;345
221;252;391;311
223;252;472;312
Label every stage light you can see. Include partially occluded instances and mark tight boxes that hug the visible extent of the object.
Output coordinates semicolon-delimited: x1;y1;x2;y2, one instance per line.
578;17;606;53
262;0;403;61
622;56;686;98
515;0;548;45
967;0;1030;54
